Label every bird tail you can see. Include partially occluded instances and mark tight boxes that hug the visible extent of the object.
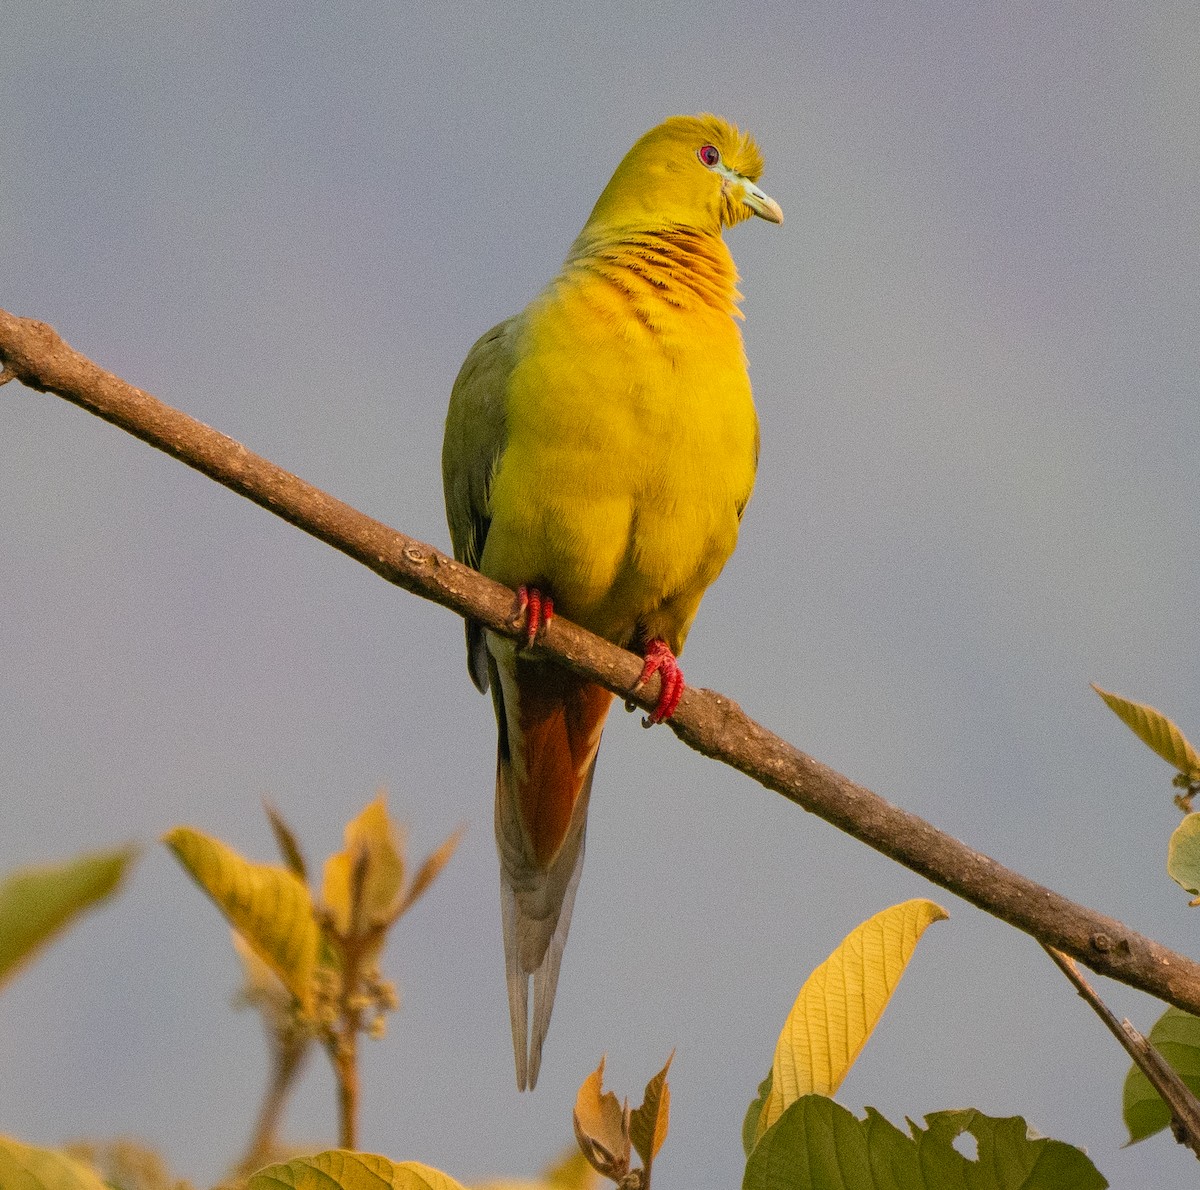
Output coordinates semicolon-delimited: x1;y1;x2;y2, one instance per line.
490;653;614;1090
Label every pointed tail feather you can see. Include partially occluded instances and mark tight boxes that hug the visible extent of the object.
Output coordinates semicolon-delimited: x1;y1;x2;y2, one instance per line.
491;652;613;1089
500;799;589;1090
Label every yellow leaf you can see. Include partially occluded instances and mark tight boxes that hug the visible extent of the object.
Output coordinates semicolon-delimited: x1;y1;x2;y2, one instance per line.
1093;685;1200;780
164;826;319;1014
539;1148;601;1189
572;1058;629;1182
473;1148;600;1190
0;1135;110;1190
232;928;285;997
321;851;355;937
757;898;948;1139
249;1150;467;1189
629;1051;673;1169
0;846;137;991
321;794;406;934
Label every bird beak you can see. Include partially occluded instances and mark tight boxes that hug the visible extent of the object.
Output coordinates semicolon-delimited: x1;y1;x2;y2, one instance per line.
742;179;784;225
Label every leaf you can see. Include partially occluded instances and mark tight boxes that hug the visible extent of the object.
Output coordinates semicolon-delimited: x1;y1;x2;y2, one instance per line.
0;1136;111;1190
1092;685;1200;780
396;825;465;920
266;802;309;881
63;1137;190;1190
321;795;406;935
0;845;137;991
743;1072;773;1157
1167;815;1200;900
320;852;356;939
232;928;287;1000
629;1051;673;1171
757;898;948;1139
742;1098;1107;1190
473;1147;600;1190
248;1151;468;1190
164;826;319;1013
1123;1006;1200;1142
573;1058;630;1182
539;1148;601;1189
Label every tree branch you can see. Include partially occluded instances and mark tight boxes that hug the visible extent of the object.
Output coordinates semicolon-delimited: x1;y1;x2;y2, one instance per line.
1045;946;1200;1158
4;306;1200;1017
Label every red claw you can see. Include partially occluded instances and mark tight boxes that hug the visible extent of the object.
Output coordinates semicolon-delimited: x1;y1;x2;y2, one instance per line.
516;585;554;648
635;637;685;725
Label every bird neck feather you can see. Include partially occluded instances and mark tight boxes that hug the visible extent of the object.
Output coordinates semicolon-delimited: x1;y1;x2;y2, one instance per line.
562;227;743;323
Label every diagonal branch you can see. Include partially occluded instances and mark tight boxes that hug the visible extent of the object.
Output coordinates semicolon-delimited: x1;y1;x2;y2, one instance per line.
1044;946;1200;1158
4;306;1200;1017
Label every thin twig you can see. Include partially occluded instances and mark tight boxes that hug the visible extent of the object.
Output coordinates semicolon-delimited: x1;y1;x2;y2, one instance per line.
239;1033;310;1172
1044;947;1200;1158
4;307;1200;1018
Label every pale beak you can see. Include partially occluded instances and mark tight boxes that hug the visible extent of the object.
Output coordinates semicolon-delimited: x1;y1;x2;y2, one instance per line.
742;178;784;225
715;162;784;225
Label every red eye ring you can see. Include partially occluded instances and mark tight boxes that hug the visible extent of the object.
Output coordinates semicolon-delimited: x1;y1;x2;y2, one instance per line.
698;144;720;168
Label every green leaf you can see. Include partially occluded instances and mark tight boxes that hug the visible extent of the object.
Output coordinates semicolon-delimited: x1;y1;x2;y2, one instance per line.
0;1136;111;1190
248;1150;468;1190
164;826;319;1013
1123;1006;1200;1142
742;1098;1107;1190
758;899;948;1139
743;1072;772;1157
1167;815;1200;899
1092;685;1200;780
0;846;137;991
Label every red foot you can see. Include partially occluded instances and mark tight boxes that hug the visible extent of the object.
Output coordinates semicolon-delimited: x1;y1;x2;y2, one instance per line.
516;585;554;648
635;638;685;725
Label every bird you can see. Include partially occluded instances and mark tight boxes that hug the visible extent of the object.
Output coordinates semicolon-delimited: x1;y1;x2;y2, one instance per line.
442;114;781;1090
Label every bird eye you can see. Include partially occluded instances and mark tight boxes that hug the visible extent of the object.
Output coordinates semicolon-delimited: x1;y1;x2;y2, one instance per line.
698;145;721;168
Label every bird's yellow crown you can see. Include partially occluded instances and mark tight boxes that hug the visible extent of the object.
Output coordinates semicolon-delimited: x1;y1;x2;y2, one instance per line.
580;114;779;239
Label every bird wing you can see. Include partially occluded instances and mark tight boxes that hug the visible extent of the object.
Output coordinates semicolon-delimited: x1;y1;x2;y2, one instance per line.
445;312;616;1089
442;318;515;692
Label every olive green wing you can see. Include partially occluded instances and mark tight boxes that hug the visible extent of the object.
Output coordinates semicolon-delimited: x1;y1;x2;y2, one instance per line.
442;317;516;692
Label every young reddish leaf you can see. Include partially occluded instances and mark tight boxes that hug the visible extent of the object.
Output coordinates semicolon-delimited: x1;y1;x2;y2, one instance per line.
630;1051;673;1170
1093;685;1200;780
573;1058;630;1182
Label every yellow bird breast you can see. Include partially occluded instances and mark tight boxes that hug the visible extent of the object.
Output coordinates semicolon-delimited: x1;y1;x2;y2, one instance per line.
480;263;758;654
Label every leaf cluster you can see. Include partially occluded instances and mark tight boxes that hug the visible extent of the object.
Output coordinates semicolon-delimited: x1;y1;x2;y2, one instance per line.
164;795;462;1155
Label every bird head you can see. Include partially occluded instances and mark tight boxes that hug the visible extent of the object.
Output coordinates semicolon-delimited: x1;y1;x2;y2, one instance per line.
581;114;783;238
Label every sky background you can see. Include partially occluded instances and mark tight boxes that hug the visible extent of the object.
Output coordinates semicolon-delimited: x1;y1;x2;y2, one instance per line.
3;2;1200;1186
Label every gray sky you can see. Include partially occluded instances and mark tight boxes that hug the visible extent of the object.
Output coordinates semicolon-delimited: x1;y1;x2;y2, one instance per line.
4;2;1200;1186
